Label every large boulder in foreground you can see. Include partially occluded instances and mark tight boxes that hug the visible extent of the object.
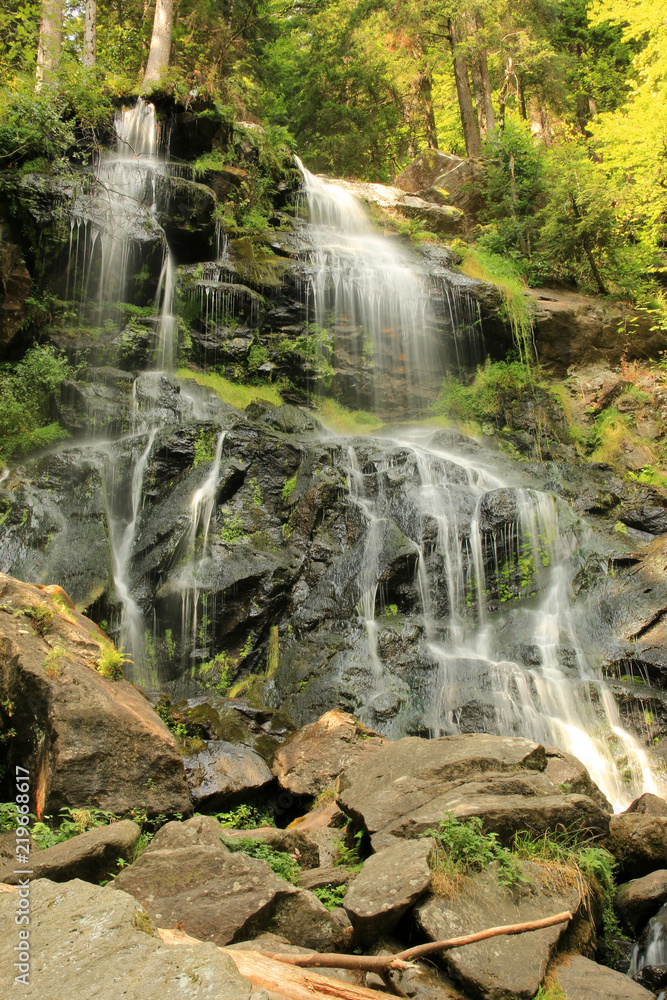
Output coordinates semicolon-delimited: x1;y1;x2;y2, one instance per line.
0;820;140;886
272;709;389;797
343;838;433;943
337;734;611;845
113;815;346;952
415;862;583;1000
0;878;252;1000
0;574;192;818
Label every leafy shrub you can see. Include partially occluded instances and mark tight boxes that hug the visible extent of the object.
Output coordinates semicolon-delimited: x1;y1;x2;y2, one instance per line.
432;359;543;431
281;473;297;503
313;884;347;909
96;643;128;680
24;602;54;636
221;836;301;882
0;345;73;463
333;826;365;873
0;90;75;167
424;814;525;894
215;804;276;829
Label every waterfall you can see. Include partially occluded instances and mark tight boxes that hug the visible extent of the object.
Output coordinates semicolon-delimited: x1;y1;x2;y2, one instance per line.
178;431;227;662
632;904;667;977
67;98;173;366
336;419;659;811
295;157;479;413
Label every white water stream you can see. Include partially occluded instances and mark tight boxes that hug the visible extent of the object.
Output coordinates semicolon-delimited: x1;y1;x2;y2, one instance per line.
338;426;659;810
295;158;483;411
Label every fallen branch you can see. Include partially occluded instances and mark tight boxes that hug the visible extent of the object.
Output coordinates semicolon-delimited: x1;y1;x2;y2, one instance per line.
258;910;573;974
159;910;572;1000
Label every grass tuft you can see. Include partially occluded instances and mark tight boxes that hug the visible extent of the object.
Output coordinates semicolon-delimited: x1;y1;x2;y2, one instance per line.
176;369;283;409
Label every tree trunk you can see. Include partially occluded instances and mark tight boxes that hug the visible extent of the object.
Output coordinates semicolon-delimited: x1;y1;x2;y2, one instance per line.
448;18;481;158
83;0;96;68
475;14;495;134
142;0;174;90
569;194;607;295
414;68;438;149
35;0;63;91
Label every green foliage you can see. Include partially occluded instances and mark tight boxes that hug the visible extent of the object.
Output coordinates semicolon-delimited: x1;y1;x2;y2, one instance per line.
281;473;297;503
176;370;283;410
96;643;128;681
334;827;365;873
193;428;216;468
218;508;246;544
266;624;279;675
31;806;116;849
476;120;546;260
0;91;75;167
425;814;525;890
24;602;54;636
432;360;543;430
460;250;534;361
0;345;73;464
215;804;276;829
221;836;301;882
313;884;347;909
512;828;624;965
200;650;236;694
43;641;68;679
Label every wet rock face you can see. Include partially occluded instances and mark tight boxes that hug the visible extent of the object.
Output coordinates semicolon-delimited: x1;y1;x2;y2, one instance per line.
0;236;31;351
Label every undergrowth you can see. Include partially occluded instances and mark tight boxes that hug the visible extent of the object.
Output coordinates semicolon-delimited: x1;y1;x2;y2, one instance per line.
424;814;525;895
221;836;301;882
460;248;534;362
314;398;384;435
176;369;283;410
215;804;276;829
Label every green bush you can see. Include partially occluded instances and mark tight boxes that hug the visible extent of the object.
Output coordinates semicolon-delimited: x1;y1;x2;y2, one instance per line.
424;814;525;890
0;345;73;463
313;884;347;909
0;803;116;849
0;90;75;167
221;836;301;882
215;804;276;829
432;359;543;430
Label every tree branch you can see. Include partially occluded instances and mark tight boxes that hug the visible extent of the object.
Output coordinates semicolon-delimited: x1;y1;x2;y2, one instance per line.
258;910;573;972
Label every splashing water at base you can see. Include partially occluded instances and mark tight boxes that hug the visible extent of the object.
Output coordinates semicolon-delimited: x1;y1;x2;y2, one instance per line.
337;425;660;810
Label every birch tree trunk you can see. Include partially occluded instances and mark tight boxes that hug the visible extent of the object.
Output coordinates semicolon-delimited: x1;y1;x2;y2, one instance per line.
35;0;63;91
142;0;174;90
83;0;97;68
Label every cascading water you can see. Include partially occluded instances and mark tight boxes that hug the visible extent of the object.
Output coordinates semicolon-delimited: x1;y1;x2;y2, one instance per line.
632;903;667;985
178;430;227;661
295;158;483;414
67;100;182;678
294;165;661;808
336;425;658;810
67;98;176;368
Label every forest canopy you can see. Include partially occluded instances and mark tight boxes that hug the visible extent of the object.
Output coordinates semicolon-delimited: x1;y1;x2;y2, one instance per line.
0;0;665;304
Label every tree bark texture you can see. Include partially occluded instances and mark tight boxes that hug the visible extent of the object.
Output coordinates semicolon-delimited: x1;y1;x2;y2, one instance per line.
83;0;97;68
448;18;481;158
35;0;63;91
142;0;174;89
